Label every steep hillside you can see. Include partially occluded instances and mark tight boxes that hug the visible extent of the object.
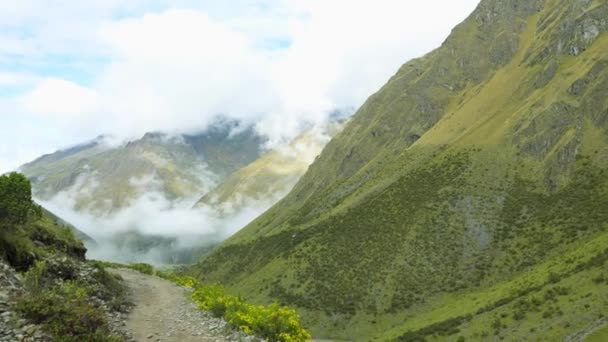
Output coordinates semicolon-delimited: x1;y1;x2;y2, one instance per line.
193;0;608;340
0;173;130;341
194;122;345;214
40;206;95;244
20;120;264;215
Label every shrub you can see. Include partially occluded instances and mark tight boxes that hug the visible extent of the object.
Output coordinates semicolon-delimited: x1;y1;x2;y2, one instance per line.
156;270;196;288
592;273;605;284
17;261;121;341
163;273;311;342
128;263;154;275
0;172;36;225
0;231;37;271
89;263;130;312
225;302;311;342
512;309;526;321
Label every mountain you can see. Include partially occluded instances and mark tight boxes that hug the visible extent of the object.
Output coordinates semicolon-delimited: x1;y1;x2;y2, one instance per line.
194;122;345;214
192;0;608;340
19;118;343;265
18;119;265;264
20;119;265;215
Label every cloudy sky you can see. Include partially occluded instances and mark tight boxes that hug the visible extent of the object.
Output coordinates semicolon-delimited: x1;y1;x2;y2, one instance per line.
0;0;480;173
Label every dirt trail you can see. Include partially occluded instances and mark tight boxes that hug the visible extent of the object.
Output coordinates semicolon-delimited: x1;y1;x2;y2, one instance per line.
112;268;254;342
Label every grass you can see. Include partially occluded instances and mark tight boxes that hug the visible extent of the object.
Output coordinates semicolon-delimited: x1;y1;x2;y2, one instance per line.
0;208;86;272
16;260;127;341
587;325;608;342
190;1;608;337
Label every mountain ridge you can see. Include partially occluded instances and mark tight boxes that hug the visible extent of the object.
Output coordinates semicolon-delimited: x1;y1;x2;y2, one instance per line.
20;120;265;215
192;0;608;339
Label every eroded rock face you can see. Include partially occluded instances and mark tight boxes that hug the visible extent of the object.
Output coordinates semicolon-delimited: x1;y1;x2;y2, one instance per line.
526;0;608;64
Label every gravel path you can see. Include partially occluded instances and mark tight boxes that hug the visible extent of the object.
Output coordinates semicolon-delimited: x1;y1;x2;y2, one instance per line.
111;268;258;342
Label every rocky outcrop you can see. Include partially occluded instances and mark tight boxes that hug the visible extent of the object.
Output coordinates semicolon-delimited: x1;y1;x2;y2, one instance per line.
0;260;49;342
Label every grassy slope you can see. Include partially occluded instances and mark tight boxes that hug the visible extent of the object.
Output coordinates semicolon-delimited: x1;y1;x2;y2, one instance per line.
0;207;87;272
193;0;608;340
0;194;130;340
194;123;344;213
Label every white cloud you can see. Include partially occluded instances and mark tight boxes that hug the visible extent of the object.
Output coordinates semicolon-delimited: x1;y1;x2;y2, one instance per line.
19;78;99;117
37;174;280;263
0;0;481;173
0;72;38;87
93;9;277;137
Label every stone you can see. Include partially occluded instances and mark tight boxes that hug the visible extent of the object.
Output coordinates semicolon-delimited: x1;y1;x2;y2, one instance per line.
24;325;37;335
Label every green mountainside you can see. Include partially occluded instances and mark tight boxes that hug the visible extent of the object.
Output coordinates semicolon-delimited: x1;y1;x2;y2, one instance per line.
0;173;130;341
194;122;345;214
192;0;608;340
20;120;264;215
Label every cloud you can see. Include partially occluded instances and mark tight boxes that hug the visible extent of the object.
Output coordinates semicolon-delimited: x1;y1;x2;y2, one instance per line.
0;0;481;173
19;78;99;117
30;124;337;264
0;72;38;87
94;9;277;138
37;172;281;264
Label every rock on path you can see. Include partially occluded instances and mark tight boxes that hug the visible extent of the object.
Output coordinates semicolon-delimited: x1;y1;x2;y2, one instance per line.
111;268;259;342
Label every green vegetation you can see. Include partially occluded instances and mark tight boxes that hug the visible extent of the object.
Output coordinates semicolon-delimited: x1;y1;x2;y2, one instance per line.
19;121;263;214
0;172;39;224
587;325;608;342
16;260;127;341
189;280;310;342
155;270;197;288
192;284;310;342
0;173;85;272
154;268;310;342
127;262;154;275
191;0;608;339
0;173;128;341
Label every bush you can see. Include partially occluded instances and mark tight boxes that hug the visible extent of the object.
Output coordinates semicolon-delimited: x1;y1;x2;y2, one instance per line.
161;273;311;342
152;269;310;341
0;172;36;225
128;263;154;275
89;262;130;312
156;270;196;288
17;261;121;341
0;230;37;271
225;302;311;342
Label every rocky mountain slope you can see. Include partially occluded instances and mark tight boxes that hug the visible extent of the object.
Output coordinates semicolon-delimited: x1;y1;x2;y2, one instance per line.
192;0;608;340
20;120;264;215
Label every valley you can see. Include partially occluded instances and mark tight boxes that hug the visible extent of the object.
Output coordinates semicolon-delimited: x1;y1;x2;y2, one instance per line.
18;120;341;265
1;0;608;341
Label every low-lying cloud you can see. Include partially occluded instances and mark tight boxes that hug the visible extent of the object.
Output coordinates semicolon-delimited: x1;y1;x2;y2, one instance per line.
39;184;280;264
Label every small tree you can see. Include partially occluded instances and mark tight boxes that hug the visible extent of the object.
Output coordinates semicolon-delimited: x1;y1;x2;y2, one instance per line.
0;172;34;224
